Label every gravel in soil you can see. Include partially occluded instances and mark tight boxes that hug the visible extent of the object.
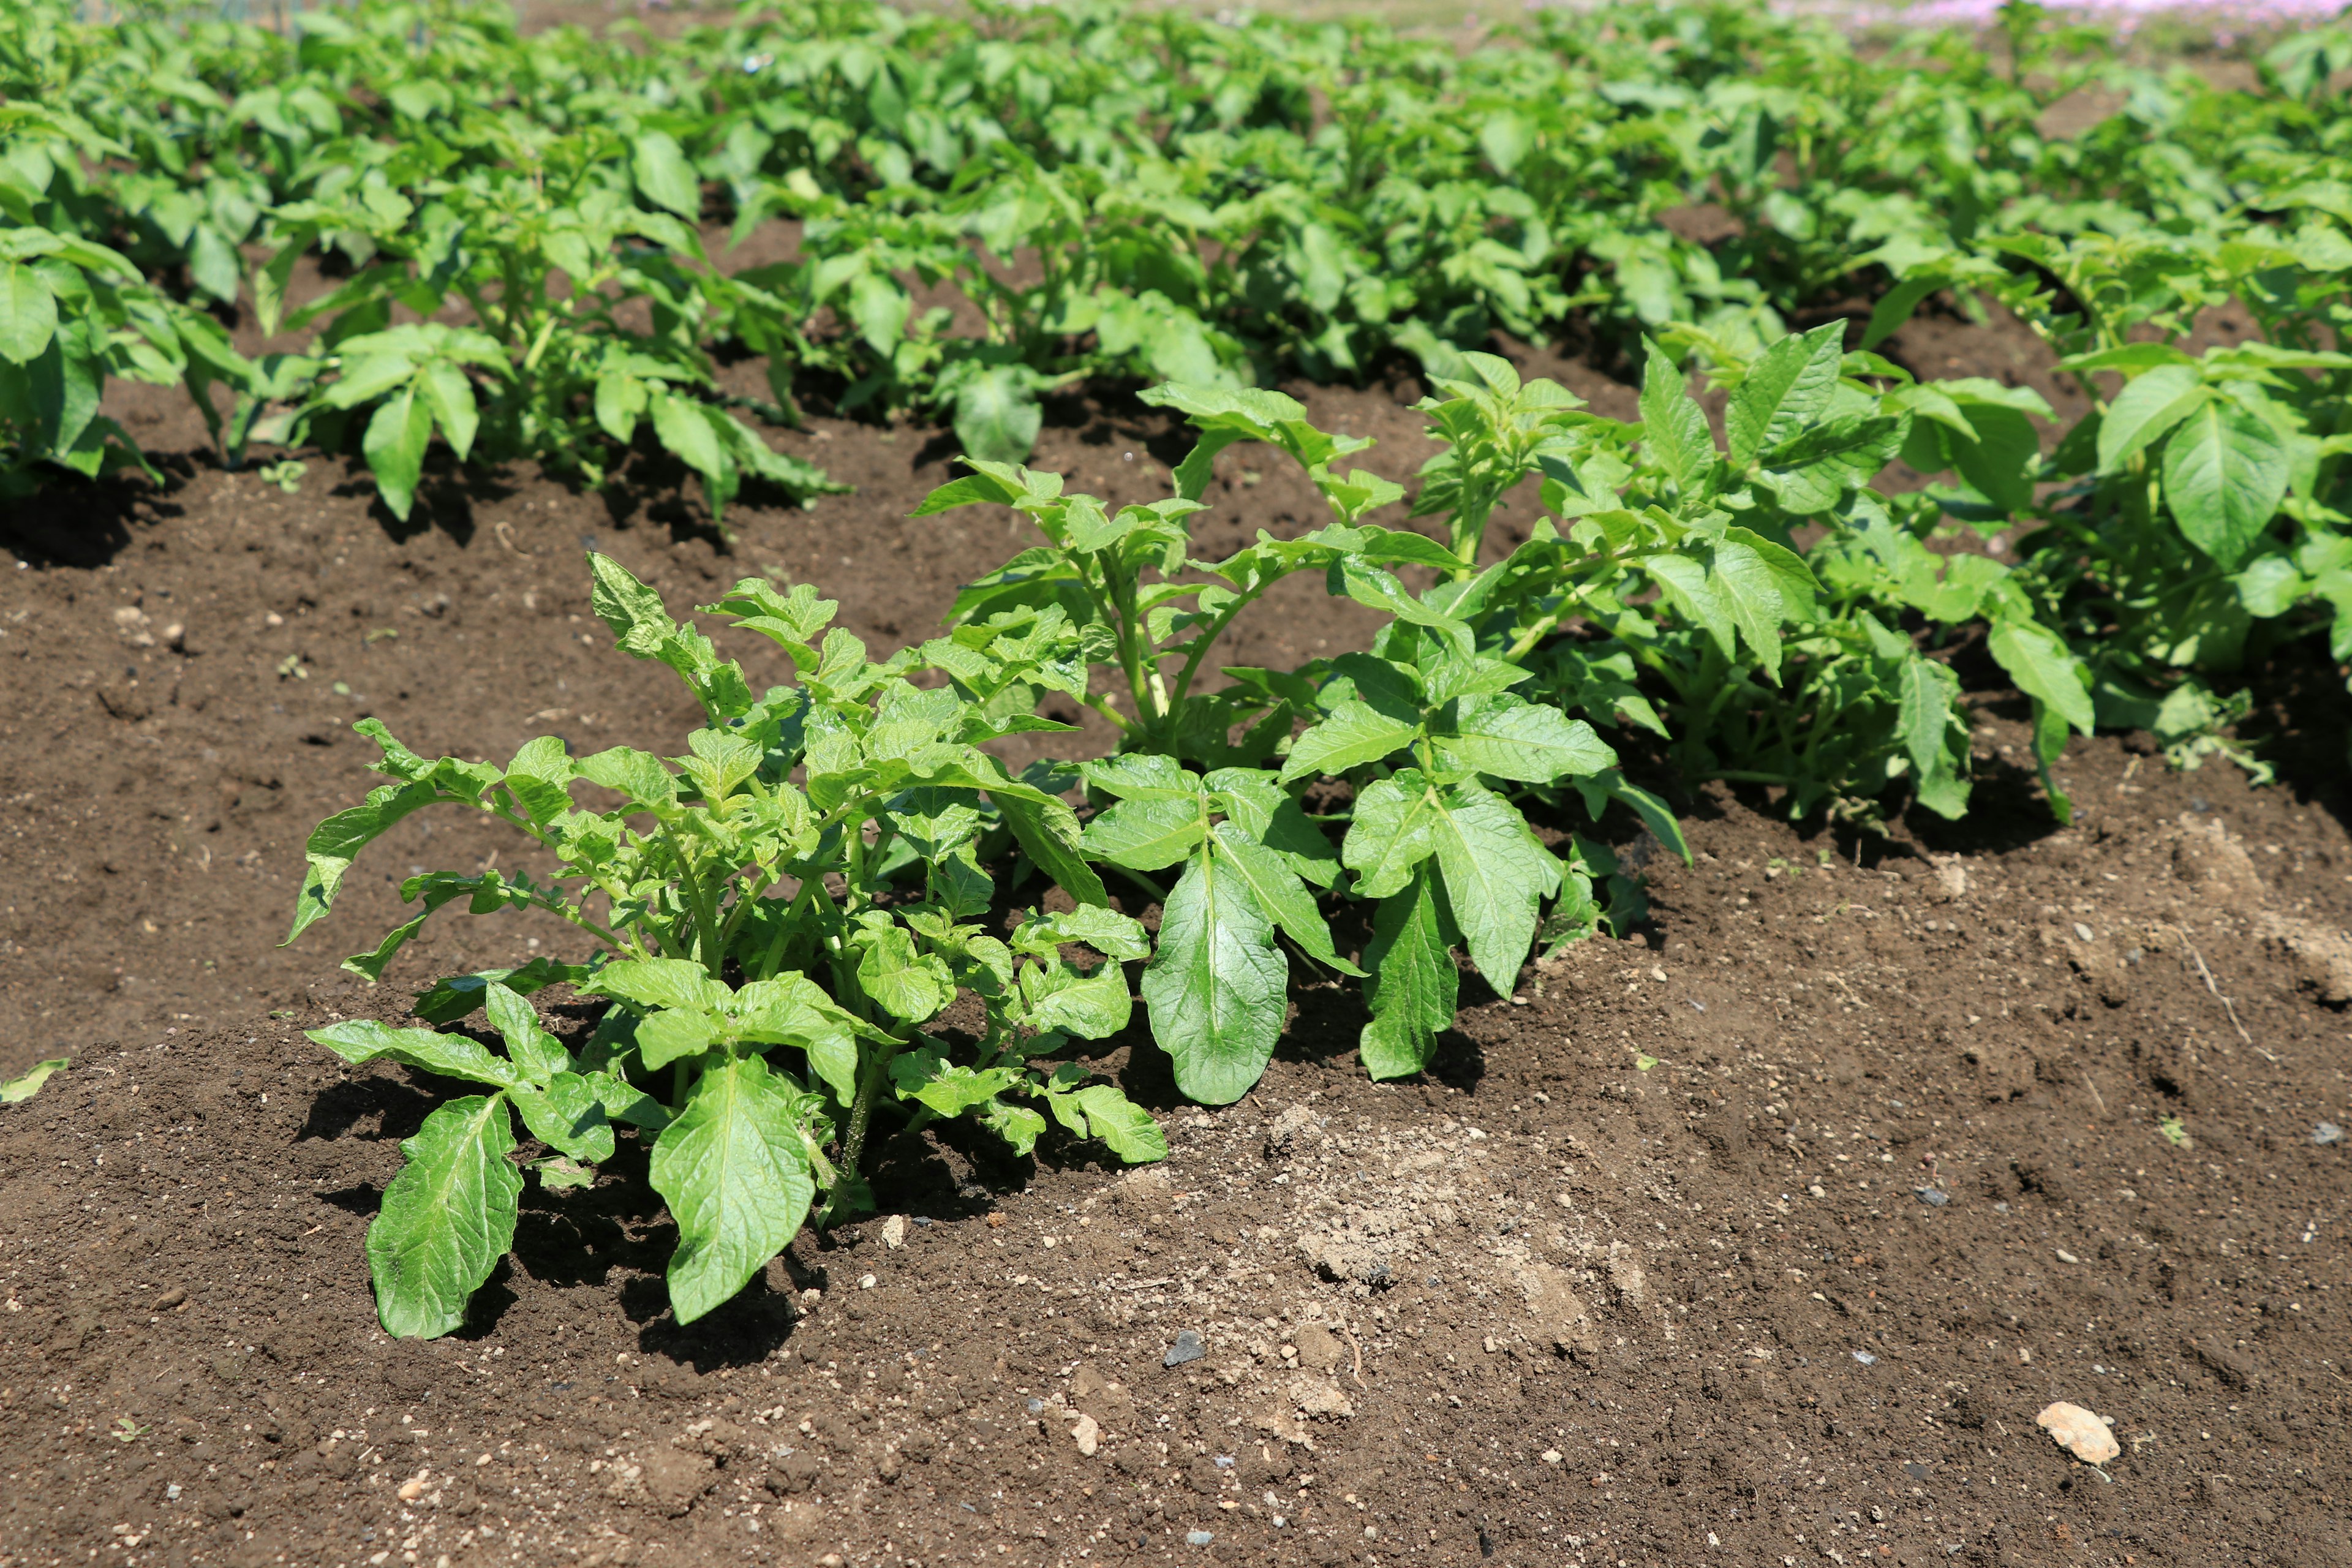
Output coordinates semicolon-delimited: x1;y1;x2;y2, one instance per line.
4;337;2352;1568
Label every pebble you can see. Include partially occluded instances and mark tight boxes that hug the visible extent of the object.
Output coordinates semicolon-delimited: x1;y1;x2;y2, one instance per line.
1852;1351;1878;1366
881;1215;907;1248
1071;1414;1100;1458
1917;1188;1949;1207
1163;1329;1206;1368
1902;1461;1931;1480
1185;1531;1215;1547
2315;1123;2345;1147
2036;1401;2120;1465
2055;1249;2080;1264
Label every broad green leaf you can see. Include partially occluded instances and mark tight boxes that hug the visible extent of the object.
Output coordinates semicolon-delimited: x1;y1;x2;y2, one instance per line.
1013;905;1153;961
1070;1084;1167;1163
1083;753;1197;800
0;263;58;365
0;1058;67;1103
508;1072;616;1164
982;1098;1049;1155
1210;823;1362;976
1433;694;1615;782
1638;340;1714;500
368;1095;519;1339
1943;400;2040;516
1139;850;1287;1106
2096;365;2204;474
1080;794;1207;870
574;745;678;810
855;922;952;1022
483;981;570;1086
2163;399;2291;571
581;958;732;1016
1021;964;1133;1038
650;1054;815;1324
309;1020;527;1090
1894;655;1959;783
1278;699;1422;783
993;791;1110;907
956;367;1042;464
889;1049;1020;1115
1343;770;1444;899
1357;867;1457;1080
1709;538;1794;682
362;386;432;521
634;1008;720;1071
1429;780;1559;996
651;391;727;488
1986;619;2093;735
1727;321;1842;469
631;130;702;219
733;973;865;1102
417;360;479;462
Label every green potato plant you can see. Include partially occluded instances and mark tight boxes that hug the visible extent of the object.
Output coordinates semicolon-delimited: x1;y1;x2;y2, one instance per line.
287;554;1165;1336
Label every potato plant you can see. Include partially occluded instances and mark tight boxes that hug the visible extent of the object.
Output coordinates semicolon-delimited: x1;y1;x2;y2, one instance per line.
288;556;1164;1335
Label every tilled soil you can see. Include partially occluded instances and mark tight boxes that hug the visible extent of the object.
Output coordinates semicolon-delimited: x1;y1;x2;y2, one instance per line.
4;326;2352;1568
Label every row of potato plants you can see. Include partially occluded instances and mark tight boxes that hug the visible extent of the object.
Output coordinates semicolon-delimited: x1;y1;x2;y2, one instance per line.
5;0;2346;498
6;1;2349;801
289;321;2158;1336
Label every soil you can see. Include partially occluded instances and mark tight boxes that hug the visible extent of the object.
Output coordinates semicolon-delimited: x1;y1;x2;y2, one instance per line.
5;304;2352;1568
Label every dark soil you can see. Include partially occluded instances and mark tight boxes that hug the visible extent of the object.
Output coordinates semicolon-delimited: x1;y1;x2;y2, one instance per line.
4;311;2351;1568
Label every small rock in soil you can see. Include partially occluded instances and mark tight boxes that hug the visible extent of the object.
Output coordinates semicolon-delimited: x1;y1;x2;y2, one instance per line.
1903;1461;1931;1480
1917;1188;1949;1207
1185;1531;1214;1547
2315;1123;2345;1146
1852;1351;1878;1365
881;1215;907;1248
1164;1329;1207;1368
2037;1401;2120;1465
1071;1414;1099;1457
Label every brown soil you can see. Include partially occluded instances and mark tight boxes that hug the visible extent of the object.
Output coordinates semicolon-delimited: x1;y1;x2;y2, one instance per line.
4;321;2351;1568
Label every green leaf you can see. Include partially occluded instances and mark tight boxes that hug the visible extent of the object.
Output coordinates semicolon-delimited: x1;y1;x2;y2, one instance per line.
417;360;479;462
1210;823;1362;976
0;1058;67;1103
633;1009;720;1071
2096;365;2205;474
582;958;732;1016
1433;694;1615;783
993;791;1110;908
982;1098;1049;1155
1080;794;1207;870
309;1020;527;1090
1726;322;1843;469
1278;699;1421;784
1139;849;1287;1106
1342;770;1444;899
2163;399;2291;571
362;386;432;522
1638;339;1714;500
631;130;703;219
0;262;58;365
1986;619;2093;736
855;921;953;1022
508;1072;616;1165
649;1054;815;1325
1022;965;1134;1039
483;981;570;1086
1357;866;1457;1080
367;1095;519;1340
285;779;448;944
1070;1084;1167;1163
1894;655;1959;783
1429;780;1559;997
956;367;1042;464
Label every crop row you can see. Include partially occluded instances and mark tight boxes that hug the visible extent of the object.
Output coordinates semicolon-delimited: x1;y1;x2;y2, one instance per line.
10;0;2348;1337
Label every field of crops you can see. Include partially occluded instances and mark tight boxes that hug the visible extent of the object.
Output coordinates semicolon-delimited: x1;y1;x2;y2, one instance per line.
6;1;2352;1564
